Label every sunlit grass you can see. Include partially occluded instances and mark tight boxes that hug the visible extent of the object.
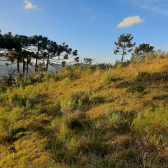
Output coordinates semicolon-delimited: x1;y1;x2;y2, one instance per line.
0;53;168;167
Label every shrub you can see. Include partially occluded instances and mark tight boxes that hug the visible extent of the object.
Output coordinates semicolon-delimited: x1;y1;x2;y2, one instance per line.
0;117;13;141
70;91;83;101
9;93;26;107
105;107;130;133
137;72;151;81
104;74;113;84
113;59;131;69
51;117;62;133
0;86;7;93
88;92;103;105
60;99;77;115
53;74;60;82
84;68;94;75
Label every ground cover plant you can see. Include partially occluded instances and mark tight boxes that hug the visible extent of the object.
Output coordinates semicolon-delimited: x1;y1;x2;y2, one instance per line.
0;52;168;167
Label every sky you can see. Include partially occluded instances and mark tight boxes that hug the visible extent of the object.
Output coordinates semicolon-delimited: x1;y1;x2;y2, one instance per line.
0;0;168;64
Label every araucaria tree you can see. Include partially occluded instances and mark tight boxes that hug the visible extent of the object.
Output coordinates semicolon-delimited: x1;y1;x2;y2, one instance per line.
134;43;154;59
0;30;79;78
114;33;136;62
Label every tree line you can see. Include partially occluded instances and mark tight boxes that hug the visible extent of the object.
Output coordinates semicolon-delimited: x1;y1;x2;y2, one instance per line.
0;30;155;79
0;30;79;77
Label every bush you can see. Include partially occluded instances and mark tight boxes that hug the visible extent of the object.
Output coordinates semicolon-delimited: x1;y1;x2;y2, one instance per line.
0;117;14;142
113;59;132;69
51;117;62;133
105;107;130;133
60;99;77;115
9;93;26;107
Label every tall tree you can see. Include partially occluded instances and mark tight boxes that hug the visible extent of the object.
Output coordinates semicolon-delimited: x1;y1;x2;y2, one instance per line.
0;32;22;73
114;33;136;62
0;33;33;74
27;35;46;71
0;30;79;75
48;42;78;71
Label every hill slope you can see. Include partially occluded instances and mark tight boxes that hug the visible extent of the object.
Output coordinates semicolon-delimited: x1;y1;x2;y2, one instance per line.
0;56;168;167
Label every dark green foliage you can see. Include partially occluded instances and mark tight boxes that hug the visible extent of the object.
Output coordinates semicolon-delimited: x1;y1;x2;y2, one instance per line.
70;91;104;106
9;93;26;107
84;63;113;71
134;43;154;59
113;59;132;68
87;141;107;156
137;71;168;82
127;84;145;93
67;118;83;130
15;74;44;88
0;30;79;80
153;94;168;100
0;86;7;93
83;58;93;65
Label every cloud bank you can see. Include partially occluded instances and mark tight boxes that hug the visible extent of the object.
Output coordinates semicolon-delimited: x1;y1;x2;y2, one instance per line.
117;15;144;27
24;0;37;9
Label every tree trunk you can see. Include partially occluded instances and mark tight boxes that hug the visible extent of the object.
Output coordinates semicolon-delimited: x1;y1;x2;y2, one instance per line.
27;56;28;73
35;58;38;72
17;58;19;73
35;42;39;72
23;58;25;74
121;55;124;63
121;42;125;62
46;54;49;71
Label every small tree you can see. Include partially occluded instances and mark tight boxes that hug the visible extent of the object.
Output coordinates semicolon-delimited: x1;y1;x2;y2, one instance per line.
134;43;154;59
84;58;93;65
114;33;136;62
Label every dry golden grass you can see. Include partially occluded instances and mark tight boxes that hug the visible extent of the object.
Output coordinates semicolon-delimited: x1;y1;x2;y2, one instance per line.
0;55;168;167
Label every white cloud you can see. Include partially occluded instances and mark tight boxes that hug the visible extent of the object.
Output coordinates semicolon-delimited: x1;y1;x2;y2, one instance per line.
117;15;144;27
24;0;37;9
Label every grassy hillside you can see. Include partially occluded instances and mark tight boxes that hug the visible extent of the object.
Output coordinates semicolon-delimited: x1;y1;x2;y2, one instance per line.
0;53;168;168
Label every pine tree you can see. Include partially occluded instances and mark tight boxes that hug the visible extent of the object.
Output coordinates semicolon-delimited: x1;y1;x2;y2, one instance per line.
114;33;136;62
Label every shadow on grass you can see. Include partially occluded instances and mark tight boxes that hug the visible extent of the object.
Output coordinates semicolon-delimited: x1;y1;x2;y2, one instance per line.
116;81;146;93
153;94;168;100
137;71;168;82
115;70;168;93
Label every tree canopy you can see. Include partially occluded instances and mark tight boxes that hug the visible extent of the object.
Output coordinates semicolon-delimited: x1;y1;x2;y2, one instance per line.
0;30;79;77
114;33;136;62
134;43;154;58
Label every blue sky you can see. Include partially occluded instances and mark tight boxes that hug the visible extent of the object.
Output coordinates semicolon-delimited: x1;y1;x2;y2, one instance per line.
0;0;168;64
